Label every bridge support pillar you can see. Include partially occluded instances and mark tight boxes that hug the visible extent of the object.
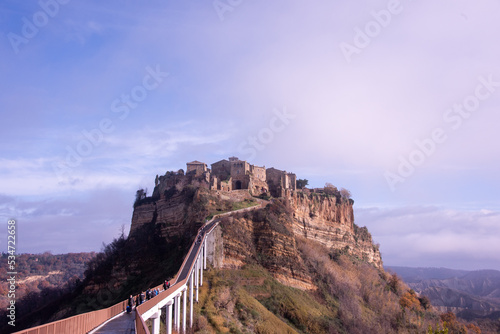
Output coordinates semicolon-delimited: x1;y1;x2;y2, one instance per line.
195;258;199;302
183;287;187;332
176;293;181;331
165;301;173;334
204;240;207;270
200;252;203;287
173;294;178;330
190;272;194;328
151;309;161;334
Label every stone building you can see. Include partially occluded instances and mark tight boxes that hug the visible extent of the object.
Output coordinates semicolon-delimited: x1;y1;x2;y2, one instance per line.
211;157;266;192
186;160;207;176
151;157;297;197
266;167;297;197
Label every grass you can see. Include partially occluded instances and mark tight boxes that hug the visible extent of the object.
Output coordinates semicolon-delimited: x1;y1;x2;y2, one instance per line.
196;265;339;334
205;198;259;221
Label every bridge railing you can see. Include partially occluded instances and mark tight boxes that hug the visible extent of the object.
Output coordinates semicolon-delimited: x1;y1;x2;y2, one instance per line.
135;309;150;334
12;300;127;334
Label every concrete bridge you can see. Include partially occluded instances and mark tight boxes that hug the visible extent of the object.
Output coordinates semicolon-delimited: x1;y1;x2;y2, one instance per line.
14;200;266;334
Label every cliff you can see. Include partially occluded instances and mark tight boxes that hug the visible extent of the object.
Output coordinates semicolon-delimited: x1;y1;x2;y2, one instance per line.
217;191;383;292
288;191;382;268
130;171;262;245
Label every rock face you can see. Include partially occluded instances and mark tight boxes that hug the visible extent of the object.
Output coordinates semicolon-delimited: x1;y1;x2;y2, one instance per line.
220;203;315;290
288;191;382;268
130;188;200;240
219;191;383;290
130;172;258;243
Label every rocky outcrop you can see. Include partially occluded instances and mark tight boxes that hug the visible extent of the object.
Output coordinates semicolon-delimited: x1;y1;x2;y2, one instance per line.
130;187;201;242
219;192;382;290
220;207;315;290
289;191;382;268
130;173;259;244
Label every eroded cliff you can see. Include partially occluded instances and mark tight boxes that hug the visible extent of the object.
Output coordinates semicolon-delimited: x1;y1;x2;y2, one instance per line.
218;191;382;291
288;191;382;268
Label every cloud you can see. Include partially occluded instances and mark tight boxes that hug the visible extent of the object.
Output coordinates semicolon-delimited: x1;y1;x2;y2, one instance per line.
0;187;133;254
356;206;500;270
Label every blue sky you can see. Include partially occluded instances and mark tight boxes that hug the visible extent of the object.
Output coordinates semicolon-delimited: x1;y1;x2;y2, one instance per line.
1;0;499;270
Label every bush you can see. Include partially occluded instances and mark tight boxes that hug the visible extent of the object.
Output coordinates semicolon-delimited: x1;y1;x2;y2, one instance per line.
353;224;372;243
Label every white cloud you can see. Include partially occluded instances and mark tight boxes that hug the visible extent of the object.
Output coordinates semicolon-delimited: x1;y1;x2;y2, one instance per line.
356;206;500;270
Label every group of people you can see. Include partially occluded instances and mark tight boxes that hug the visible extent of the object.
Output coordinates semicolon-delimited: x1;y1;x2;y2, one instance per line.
195;226;208;245
126;224;210;313
126;280;171;313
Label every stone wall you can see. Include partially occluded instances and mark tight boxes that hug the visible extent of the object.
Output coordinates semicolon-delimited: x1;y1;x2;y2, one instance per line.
206;224;223;268
211;159;231;180
186;161;207;176
266;167;296;197
250;165;266;181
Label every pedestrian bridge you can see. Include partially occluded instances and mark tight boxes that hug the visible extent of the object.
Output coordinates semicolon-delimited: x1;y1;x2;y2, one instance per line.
13;202;264;334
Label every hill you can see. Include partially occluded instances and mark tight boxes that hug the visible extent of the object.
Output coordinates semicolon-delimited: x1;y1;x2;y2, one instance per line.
388;266;500;332
3;158;489;334
0;252;95;310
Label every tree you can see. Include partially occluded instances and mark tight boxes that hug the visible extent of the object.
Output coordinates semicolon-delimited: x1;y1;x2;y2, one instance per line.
134;188;147;206
324;183;339;197
340;187;351;200
296;179;309;189
440;312;468;334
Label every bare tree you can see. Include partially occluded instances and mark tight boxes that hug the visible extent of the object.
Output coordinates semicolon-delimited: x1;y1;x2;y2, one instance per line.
340;187;352;201
324;183;338;196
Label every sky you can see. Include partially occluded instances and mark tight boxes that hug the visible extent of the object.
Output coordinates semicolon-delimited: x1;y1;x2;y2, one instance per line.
0;0;499;271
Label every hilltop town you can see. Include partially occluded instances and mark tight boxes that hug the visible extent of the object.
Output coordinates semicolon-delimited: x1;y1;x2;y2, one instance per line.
152;156;297;199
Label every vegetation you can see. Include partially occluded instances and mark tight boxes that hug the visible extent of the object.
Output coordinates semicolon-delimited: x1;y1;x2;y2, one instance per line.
353;223;372;243
0;252;94;307
206;198;259;220
296;179;308;189
190;249;482;334
0;252;95;333
134;188;160;207
339;187;351;201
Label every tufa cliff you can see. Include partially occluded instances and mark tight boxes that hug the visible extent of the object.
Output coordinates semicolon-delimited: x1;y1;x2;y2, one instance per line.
218;192;382;292
289;191;382;268
130;160;383;293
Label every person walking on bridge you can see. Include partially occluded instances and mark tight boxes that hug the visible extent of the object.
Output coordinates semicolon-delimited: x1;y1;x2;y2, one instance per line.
127;295;134;313
135;294;140;308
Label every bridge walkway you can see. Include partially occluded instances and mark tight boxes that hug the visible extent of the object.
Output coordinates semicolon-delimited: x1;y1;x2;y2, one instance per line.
91;309;136;334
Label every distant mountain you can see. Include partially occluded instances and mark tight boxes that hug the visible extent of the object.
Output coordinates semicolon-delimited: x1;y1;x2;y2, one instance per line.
386;266;470;283
0;252;95;311
387;266;500;320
